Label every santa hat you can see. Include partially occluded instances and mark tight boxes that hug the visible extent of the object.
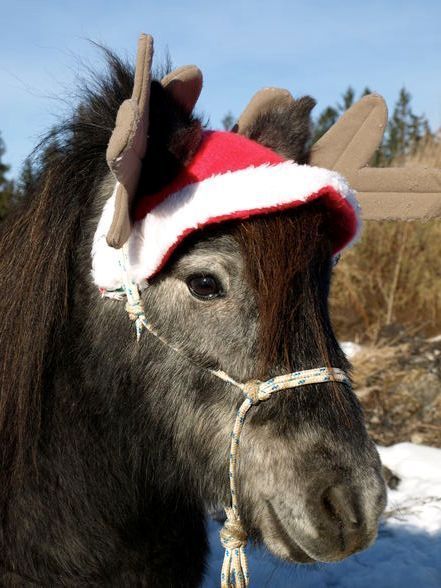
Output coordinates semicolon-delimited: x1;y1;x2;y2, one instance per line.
92;130;360;291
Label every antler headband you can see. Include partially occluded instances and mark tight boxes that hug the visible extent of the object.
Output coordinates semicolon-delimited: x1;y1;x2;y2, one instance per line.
235;88;441;219
106;34;441;253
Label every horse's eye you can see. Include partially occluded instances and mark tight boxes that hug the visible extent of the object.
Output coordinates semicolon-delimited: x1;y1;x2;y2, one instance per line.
186;274;223;300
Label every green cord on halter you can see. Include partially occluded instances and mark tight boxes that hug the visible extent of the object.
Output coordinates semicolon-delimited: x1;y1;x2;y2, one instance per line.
115;246;352;588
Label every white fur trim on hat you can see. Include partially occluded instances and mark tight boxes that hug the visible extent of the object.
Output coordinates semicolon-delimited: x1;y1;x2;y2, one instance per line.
92;162;361;290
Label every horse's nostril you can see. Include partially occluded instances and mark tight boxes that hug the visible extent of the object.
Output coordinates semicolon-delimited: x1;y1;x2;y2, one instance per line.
321;485;360;529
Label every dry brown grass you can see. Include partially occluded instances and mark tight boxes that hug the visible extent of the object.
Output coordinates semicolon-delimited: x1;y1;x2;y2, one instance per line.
331;137;441;342
351;338;441;447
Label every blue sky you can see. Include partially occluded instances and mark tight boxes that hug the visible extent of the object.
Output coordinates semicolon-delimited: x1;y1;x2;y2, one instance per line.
1;0;441;177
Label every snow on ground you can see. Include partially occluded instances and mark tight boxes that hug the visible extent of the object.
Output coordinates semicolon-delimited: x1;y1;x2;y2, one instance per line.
203;443;441;587
340;341;363;359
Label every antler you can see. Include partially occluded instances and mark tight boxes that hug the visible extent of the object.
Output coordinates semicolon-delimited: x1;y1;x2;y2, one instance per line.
236;89;441;220
106;34;153;248
106;34;203;248
161;64;203;114
310;94;441;220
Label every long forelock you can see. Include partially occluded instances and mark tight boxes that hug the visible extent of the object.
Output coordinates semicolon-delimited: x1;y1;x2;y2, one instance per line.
232;203;335;377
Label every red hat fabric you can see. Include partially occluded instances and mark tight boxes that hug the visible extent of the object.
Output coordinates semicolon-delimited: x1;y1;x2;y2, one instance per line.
92;130;360;290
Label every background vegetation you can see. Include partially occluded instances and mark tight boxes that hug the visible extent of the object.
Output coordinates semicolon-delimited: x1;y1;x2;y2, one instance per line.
330;127;441;343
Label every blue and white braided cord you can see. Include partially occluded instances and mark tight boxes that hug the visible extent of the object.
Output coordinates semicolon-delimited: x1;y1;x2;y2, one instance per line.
220;367;351;588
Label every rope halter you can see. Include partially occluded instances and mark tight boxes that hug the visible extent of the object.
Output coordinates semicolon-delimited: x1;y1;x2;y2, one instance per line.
110;247;352;588
218;367;351;588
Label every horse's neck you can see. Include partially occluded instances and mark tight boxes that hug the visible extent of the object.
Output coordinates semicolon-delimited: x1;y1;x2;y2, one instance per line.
4;314;208;586
3;484;207;585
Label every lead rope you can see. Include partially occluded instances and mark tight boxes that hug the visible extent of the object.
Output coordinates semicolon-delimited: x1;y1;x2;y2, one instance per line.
114;246;352;588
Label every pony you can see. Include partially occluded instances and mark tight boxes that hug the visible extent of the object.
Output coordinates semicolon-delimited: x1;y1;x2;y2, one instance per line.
0;38;392;586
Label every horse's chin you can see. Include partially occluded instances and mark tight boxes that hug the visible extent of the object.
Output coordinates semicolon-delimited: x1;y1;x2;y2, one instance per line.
258;507;318;564
258;499;378;565
262;531;367;565
262;532;317;564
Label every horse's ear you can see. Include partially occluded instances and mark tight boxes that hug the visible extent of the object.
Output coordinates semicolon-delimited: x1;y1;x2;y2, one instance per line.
310;94;441;220
105;35;203;249
234;88;316;163
234;88;294;135
161;64;203;114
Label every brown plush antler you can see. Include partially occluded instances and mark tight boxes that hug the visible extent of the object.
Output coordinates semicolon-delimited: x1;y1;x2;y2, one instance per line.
106;34;203;248
236;89;441;220
106;34;153;248
161;65;203;114
310;94;441;220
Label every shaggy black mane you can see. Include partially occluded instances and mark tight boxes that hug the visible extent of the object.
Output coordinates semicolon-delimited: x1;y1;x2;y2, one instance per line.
0;47;201;504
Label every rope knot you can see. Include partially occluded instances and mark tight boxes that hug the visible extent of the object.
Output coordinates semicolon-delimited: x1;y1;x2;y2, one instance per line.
243;379;270;404
220;508;249;587
220;508;248;550
125;301;145;322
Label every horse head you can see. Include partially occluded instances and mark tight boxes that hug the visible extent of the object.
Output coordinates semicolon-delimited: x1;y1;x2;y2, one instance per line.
95;35;384;573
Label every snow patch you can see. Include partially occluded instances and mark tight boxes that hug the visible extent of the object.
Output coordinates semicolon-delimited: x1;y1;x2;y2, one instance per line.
340;341;363;358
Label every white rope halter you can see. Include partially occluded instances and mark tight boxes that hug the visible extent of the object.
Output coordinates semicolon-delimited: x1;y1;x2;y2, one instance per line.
110;246;352;588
